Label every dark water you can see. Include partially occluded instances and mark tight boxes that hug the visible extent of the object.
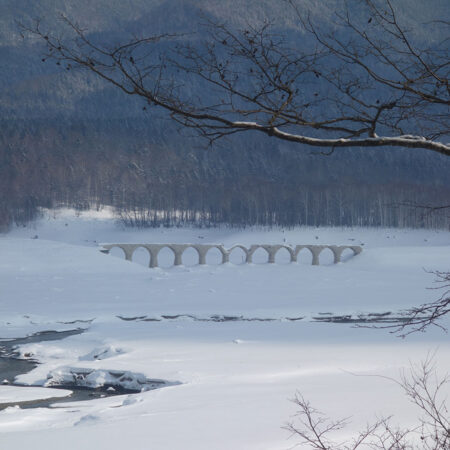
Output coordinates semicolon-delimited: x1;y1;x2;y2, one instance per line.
1;329;86;348
0;329;85;384
0;329;169;410
0;354;37;385
0;384;142;410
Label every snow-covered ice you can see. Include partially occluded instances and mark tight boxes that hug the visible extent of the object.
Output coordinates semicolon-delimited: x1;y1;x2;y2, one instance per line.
0;208;449;449
0;386;72;404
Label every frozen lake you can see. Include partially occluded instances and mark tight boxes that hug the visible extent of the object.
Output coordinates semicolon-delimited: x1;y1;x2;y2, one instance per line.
0;208;448;449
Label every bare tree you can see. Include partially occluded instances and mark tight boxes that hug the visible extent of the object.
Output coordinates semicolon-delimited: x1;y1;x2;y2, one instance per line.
22;0;449;155
284;357;449;449
375;270;450;337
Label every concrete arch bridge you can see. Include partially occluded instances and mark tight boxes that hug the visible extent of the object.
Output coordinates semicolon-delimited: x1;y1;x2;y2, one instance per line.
100;243;362;268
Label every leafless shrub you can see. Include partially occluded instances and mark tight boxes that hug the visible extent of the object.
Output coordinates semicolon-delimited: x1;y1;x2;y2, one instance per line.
284;357;449;449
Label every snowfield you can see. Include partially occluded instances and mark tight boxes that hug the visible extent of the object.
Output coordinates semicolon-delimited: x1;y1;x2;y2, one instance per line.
0;209;449;449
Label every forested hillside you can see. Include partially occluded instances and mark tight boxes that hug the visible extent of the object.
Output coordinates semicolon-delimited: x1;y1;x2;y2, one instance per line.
1;0;449;229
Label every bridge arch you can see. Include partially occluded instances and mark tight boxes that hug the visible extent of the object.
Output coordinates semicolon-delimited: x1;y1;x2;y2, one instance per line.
103;244;128;261
248;245;270;264
274;246;294;264
157;245;177;268
206;245;227;264
227;245;249;264
181;246;201;266
342;246;358;261
131;245;151;267
294;245;313;265
318;246;334;265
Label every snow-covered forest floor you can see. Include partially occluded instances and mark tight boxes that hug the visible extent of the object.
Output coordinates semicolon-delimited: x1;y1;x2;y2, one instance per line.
0;208;449;449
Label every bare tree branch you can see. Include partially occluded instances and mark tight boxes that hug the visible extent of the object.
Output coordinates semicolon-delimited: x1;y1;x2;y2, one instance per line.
19;0;450;155
361;270;450;337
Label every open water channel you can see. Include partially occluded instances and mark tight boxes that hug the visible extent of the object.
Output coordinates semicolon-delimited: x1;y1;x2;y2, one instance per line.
0;329;165;410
